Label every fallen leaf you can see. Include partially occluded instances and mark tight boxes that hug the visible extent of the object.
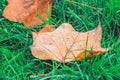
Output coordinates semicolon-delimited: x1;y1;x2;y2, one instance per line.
37;24;55;33
30;23;109;62
3;0;53;27
32;24;55;39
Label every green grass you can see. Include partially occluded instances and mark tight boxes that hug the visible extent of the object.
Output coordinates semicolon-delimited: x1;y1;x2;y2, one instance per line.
0;0;120;79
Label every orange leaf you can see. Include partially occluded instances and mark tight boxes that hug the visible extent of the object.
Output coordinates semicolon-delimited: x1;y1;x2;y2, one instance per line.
30;23;109;62
33;24;55;39
3;0;53;27
38;24;55;33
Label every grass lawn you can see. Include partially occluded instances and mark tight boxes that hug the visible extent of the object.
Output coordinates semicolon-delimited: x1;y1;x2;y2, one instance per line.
0;0;120;79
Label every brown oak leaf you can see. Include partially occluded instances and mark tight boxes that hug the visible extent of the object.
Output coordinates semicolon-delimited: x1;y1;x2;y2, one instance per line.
30;23;109;62
3;0;53;27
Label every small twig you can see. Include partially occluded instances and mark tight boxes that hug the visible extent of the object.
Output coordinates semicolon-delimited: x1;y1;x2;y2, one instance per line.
38;66;60;77
66;0;97;10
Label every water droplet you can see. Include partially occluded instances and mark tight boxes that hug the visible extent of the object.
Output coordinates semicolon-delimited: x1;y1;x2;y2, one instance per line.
79;42;82;45
44;39;48;42
92;32;95;35
60;38;63;41
53;37;59;40
66;42;72;47
61;30;64;33
49;46;56;51
74;46;78;49
98;37;101;41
